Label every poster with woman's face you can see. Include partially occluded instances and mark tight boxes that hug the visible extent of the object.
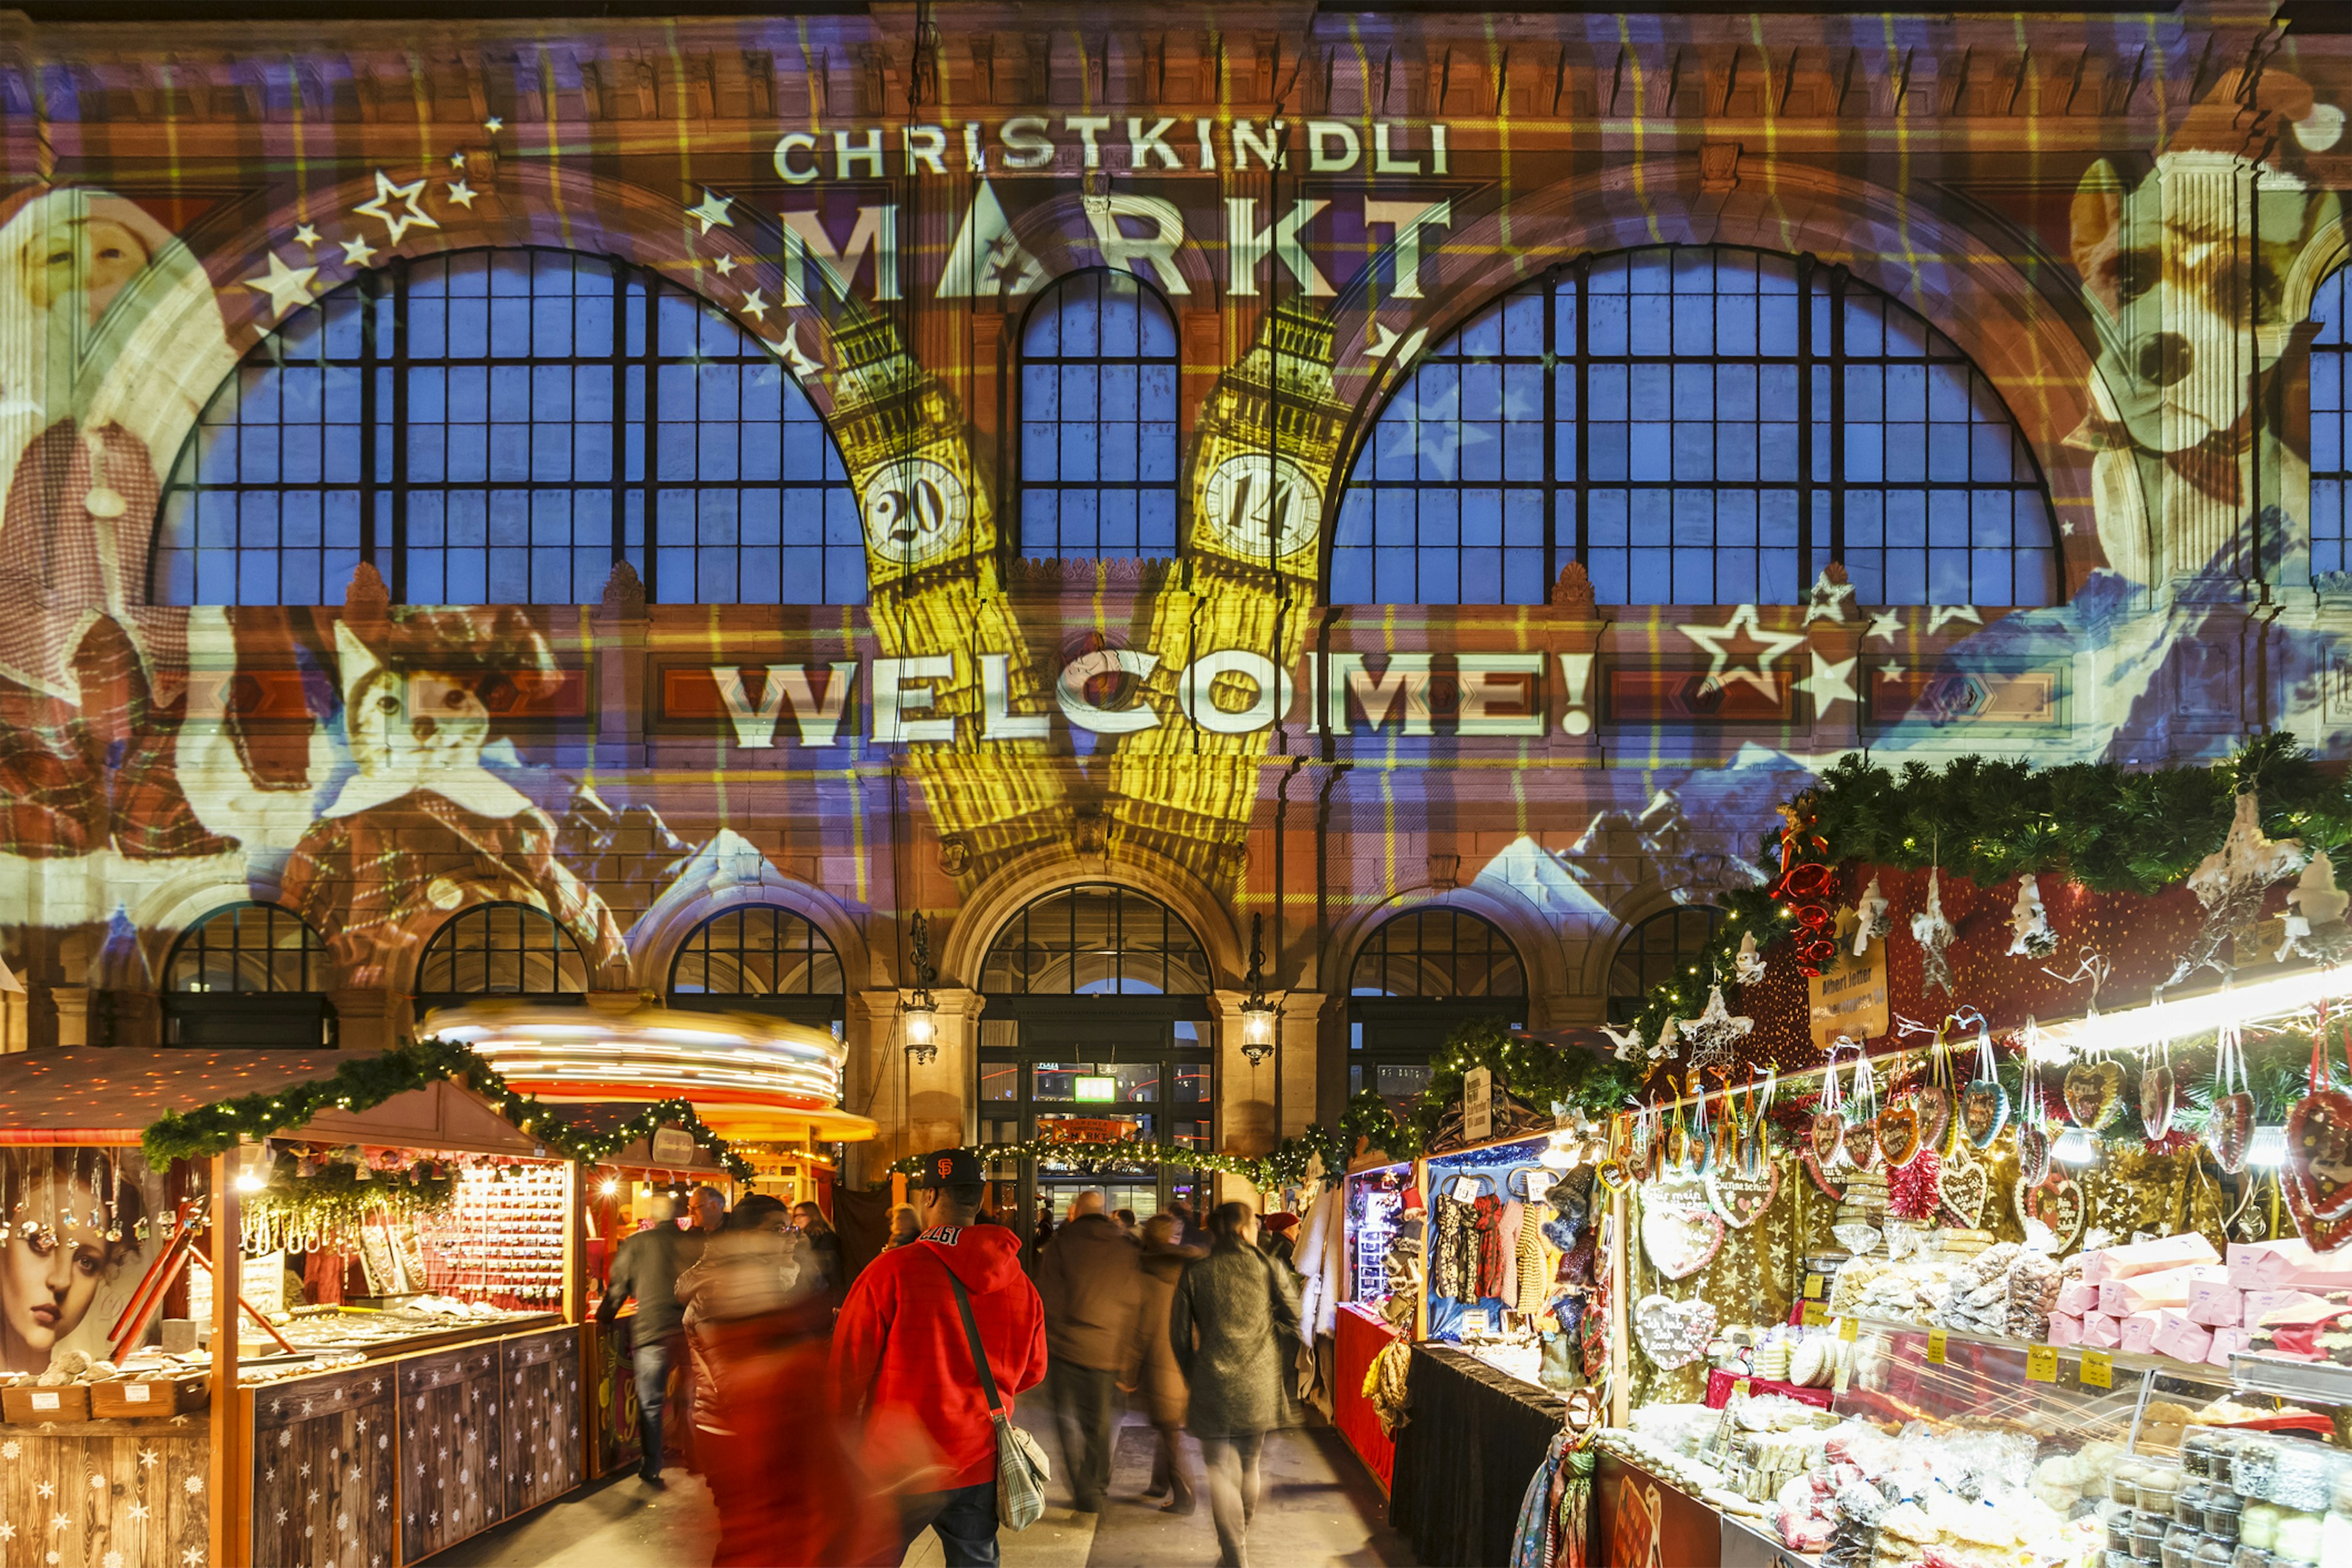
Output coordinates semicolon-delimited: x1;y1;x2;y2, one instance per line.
0;1147;165;1374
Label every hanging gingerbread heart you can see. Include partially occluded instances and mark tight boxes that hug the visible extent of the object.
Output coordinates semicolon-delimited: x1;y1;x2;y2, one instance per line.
2207;1092;2256;1175
2064;1060;2124;1131
1641;1193;1727;1280
2018;1121;2052;1186
1915;1084;1954;1158
1876;1102;1924;1167
1809;1112;1845;1167
1705;1159;1781;1229
1843;1120;1883;1173
1711;1100;1742;1174
2285;1085;2352;1250
2014;1171;2086;1252
1595;1159;1632;1194
1664;1115;1689;1173
1799;1147;1846;1202
2140;1061;2177;1142
1962;1079;2010;1148
1939;1140;1990;1228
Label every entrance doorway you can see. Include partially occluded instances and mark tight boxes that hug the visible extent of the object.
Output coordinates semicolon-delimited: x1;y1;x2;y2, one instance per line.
973;885;1217;1259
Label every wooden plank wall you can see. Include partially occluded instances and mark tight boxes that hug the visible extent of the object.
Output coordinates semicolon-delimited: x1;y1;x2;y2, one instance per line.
500;1330;583;1517
249;1364;399;1568
583;1322;641;1479
395;1345;505;1563
0;1422;207;1568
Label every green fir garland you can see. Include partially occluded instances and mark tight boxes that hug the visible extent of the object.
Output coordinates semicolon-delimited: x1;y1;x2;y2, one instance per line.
140;1036;756;1180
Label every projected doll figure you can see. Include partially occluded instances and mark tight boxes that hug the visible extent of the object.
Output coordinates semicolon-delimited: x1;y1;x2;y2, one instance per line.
0;187;237;863
0;1149;149;1374
277;604;625;986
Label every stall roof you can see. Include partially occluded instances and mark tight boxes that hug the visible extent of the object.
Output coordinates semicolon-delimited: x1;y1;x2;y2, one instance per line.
568;1104;727;1175
0;1048;549;1158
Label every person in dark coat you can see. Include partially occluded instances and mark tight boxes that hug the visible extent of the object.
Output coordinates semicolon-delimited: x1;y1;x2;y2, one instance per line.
1033;1189;1142;1513
597;1193;706;1488
1169;1202;1302;1568
1125;1212;1204;1514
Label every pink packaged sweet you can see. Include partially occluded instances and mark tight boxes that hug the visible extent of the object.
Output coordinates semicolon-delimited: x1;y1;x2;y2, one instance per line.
2150;1310;2212;1364
2119;1311;2160;1355
2047;1311;2084;1348
2055;1281;2099;1316
2227;1240;2315;1288
2082;1233;2222;1286
2247;1290;2332;1326
2080;1313;2124;1349
2098;1264;2223;1317
2204;1326;2248;1367
2185;1277;2243;1329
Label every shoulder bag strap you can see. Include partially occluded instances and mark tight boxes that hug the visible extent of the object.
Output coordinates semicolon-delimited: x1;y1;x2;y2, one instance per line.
932;1247;1006;1419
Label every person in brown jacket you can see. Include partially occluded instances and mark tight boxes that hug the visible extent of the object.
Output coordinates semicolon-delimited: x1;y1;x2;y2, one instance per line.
1126;1212;1204;1513
1033;1189;1141;1513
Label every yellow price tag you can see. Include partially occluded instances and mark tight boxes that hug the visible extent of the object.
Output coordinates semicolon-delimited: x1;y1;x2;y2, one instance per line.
1801;1301;1827;1329
1838;1315;1859;1343
1803;1275;1825;1300
1730;1378;1752;1400
1926;1329;1948;1366
2081;1349;2114;1390
2026;1345;2059;1384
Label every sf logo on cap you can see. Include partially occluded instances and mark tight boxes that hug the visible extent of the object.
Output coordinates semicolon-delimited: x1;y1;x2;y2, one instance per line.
937;1157;954;1177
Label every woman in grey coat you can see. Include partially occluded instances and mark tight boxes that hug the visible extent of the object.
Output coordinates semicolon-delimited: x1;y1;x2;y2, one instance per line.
1167;1202;1303;1568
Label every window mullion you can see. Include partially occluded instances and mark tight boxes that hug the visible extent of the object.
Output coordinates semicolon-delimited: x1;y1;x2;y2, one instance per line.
1830;267;1847;571
1574;256;1591;573
391;258;410;604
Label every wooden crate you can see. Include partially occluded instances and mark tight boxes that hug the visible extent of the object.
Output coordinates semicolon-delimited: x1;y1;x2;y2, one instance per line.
4;1382;91;1423
91;1372;208;1419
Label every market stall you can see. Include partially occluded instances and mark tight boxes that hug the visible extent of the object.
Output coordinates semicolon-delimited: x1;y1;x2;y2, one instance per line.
0;1044;685;1568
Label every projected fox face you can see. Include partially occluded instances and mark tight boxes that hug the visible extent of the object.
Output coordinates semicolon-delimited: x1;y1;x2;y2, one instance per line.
336;622;493;783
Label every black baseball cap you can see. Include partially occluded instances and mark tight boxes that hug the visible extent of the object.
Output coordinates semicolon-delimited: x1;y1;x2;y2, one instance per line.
916;1147;983;1188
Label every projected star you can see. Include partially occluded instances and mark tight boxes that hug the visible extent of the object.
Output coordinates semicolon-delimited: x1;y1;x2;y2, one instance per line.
448;149;467;170
352;169;440;246
1797;650;1860;711
1803;568;1855;624
737;287;769;322
1363;320;1428;363
292;224;320;249
444;179;478;210
688;189;735;234
712;253;736;276
1866;608;1903;645
339;234;379;268
483;115;504;133
1928;603;1984;635
1678;605;1807;701
243;252;320;320
777;322;822;378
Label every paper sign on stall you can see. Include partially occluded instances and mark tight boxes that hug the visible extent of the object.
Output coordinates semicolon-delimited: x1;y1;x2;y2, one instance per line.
2081;1349;2115;1390
1808;941;1888;1049
1464;1066;1493;1142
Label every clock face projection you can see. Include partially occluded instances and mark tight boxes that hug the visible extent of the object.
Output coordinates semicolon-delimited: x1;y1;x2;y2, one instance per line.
862;457;971;569
1200;451;1323;562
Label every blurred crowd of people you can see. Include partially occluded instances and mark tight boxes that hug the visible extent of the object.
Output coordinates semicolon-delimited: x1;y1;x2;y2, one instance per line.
594;1156;1303;1568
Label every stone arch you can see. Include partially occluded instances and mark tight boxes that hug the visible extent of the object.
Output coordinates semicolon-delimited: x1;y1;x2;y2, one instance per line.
937;842;1245;993
1575;882;1744;1014
1322;880;1566;1029
1319;152;2111;595
625;845;872;997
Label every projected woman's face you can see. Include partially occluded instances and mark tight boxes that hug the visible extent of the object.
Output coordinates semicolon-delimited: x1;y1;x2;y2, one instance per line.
23;216;152;321
0;1177;111;1372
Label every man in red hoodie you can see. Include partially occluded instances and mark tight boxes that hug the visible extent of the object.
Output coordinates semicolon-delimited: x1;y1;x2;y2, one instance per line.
832;1148;1046;1567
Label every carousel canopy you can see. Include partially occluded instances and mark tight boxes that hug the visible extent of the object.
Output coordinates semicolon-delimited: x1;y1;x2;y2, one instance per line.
424;1000;873;1142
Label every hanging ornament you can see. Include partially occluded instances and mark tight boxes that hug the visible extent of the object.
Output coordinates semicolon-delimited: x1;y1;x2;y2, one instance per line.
2284;1015;2352;1252
2173;788;2305;984
1961;1017;2010;1148
1766;797;1839;977
1912;864;1959;999
1917;1014;1964;1156
2278;847;2352;963
2017;1071;2054;1185
2140;1039;2178;1143
1887;1145;1942;1219
1809;1040;1850;1169
2007;873;2060;959
2063;1059;2125;1131
1852;874;1890;955
1732;929;1766;987
2207;1012;2257;1176
1844;1050;1884;1172
1680;986;1755;1076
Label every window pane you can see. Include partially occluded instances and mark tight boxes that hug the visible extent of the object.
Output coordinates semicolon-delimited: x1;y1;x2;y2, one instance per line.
1017;272;1181;560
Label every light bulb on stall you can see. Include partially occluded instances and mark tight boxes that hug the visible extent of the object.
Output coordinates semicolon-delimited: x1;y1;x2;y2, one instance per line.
2248;1126;2290;1168
599;1180;619;1197
2053;1128;2101;1167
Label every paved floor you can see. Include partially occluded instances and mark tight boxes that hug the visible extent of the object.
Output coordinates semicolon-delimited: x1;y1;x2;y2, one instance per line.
434;1403;1413;1567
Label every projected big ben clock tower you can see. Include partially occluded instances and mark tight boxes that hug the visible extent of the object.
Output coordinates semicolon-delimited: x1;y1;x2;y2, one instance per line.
1109;299;1348;882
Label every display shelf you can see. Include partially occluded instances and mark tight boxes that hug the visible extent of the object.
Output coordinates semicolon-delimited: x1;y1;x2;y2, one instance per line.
2228;1351;2352;1408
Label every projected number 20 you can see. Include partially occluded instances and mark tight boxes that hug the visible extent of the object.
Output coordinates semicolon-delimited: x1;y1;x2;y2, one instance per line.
862;458;972;569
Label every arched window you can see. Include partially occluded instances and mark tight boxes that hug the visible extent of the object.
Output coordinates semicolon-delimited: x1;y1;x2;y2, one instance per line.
1348;907;1528;1107
162;902;334;1047
2312;266;2351;577
152;247;863;608
416;902;588;1008
1332;246;2061;608
1018;270;1180;559
980;883;1210;995
669;905;845;1030
1607;905;1728;1023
